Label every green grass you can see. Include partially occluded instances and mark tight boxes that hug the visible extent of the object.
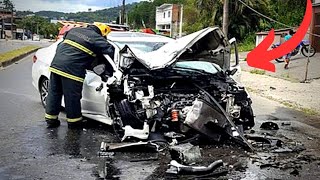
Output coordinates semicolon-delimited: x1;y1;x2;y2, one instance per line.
250;69;266;75
281;73;290;79
0;46;40;63
238;42;255;52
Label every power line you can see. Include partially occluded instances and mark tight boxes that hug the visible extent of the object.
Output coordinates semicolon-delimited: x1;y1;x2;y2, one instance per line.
237;0;320;38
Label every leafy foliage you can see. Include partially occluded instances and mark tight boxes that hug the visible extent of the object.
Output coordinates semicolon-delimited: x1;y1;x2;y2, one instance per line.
16;3;138;23
15;0;307;42
16;16;60;38
128;0;184;28
128;0;306;42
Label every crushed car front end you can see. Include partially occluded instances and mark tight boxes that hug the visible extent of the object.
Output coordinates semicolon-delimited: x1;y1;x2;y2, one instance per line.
105;27;254;145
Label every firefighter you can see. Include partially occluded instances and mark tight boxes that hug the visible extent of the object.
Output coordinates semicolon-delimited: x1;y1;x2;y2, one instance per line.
45;22;114;128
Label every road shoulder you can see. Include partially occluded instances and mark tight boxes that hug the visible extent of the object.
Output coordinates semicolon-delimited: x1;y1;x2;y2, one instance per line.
0;46;40;68
241;71;320;116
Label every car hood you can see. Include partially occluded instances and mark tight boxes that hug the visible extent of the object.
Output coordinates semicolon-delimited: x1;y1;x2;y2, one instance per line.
126;27;230;70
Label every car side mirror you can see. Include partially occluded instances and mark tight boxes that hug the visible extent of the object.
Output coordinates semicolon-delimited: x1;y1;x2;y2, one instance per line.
93;64;106;76
227;68;238;76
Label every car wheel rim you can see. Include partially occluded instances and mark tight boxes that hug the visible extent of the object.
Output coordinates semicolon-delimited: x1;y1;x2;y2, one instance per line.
40;79;49;106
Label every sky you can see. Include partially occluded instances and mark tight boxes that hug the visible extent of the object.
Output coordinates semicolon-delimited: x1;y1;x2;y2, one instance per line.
12;0;145;13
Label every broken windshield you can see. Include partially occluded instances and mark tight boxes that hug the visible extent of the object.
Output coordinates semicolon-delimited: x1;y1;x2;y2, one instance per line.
174;61;221;75
114;41;167;52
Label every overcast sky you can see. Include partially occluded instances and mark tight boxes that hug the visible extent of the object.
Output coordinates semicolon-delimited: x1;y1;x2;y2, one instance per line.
12;0;145;13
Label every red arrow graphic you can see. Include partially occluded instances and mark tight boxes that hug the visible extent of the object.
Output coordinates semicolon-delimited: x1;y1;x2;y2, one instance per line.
246;0;313;72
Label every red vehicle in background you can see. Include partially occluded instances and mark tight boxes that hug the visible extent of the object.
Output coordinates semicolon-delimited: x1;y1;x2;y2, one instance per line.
56;21;129;40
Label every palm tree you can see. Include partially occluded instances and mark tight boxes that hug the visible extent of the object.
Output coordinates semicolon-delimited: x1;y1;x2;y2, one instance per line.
196;0;269;38
1;0;14;9
196;0;223;26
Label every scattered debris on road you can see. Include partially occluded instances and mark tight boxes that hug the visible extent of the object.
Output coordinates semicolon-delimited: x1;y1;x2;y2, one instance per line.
169;143;201;164
260;121;279;130
166;159;223;175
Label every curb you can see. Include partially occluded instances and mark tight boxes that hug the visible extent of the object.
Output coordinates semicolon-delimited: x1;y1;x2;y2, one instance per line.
0;48;40;68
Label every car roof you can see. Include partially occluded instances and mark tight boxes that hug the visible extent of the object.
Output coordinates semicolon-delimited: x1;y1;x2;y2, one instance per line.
108;32;173;43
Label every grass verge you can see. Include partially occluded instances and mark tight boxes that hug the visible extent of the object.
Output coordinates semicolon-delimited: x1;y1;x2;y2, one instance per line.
0;45;40;64
238;42;255;52
250;69;266;75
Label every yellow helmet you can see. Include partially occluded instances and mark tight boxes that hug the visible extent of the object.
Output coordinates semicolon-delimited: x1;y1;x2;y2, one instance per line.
93;22;111;37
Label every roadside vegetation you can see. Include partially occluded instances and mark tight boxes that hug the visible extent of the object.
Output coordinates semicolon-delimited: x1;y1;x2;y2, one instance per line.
128;0;306;43
0;46;40;64
250;69;266;75
6;0;306;44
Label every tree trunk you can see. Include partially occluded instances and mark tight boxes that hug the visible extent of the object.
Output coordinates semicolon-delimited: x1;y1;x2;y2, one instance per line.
222;0;229;37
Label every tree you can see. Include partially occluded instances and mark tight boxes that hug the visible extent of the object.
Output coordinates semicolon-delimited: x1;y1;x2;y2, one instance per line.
196;0;222;26
17;16;60;38
1;0;14;9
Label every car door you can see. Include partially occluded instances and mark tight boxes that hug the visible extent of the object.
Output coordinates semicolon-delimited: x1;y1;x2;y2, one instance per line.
81;42;120;121
229;38;241;82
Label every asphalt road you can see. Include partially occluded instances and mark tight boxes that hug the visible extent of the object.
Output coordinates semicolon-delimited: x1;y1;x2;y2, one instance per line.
0;54;320;179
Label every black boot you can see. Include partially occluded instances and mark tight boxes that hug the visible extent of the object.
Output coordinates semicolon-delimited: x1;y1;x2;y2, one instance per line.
46;119;61;128
67;120;84;129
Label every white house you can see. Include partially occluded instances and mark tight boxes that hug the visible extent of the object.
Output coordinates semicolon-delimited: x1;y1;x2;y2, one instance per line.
155;3;182;38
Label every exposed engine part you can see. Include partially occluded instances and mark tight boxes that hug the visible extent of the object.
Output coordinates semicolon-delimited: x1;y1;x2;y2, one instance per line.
185;99;228;142
226;95;241;119
110;65;255;147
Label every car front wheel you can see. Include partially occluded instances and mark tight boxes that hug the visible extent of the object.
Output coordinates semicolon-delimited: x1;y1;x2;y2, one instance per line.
39;77;49;108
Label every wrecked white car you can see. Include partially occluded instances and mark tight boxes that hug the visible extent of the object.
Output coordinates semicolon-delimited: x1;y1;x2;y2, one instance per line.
32;27;254;144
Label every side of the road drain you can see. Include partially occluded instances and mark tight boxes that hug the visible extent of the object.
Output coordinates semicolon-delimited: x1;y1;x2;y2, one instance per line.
0;47;40;68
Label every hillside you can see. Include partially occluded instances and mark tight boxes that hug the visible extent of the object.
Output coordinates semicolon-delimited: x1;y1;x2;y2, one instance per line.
16;3;138;23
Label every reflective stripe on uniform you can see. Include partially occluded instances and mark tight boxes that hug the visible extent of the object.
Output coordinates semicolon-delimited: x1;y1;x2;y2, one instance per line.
45;113;58;120
67;117;82;123
63;39;96;57
49;67;84;82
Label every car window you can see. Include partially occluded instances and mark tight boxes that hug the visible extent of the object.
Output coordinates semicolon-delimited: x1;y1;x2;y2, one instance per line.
114;41;167;52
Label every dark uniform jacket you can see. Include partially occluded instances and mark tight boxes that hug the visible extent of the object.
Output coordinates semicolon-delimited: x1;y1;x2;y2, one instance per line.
50;25;114;82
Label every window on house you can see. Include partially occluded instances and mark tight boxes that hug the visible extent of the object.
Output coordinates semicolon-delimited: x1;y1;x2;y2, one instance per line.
163;12;166;18
162;25;165;29
168;11;171;18
166;25;170;29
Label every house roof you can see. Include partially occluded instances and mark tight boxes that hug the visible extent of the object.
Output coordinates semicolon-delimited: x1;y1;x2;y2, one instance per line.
256;27;297;35
157;4;173;10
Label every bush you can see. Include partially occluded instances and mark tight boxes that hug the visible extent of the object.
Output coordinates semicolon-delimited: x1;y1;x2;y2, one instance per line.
238;32;256;52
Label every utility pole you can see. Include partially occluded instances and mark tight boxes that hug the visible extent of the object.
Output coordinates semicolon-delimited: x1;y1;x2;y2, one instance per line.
179;4;183;38
222;0;229;36
10;4;13;39
121;0;125;25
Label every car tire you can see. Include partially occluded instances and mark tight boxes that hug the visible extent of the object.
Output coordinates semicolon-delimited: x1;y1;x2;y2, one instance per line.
39;77;49;108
